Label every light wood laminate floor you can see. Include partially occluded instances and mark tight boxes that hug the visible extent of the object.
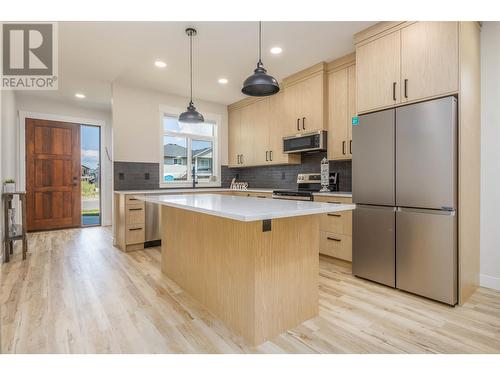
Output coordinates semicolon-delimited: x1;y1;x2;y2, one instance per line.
1;227;499;353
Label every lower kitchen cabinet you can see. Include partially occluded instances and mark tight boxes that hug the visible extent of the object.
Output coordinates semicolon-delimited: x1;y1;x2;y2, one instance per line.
314;195;353;261
114;193;146;252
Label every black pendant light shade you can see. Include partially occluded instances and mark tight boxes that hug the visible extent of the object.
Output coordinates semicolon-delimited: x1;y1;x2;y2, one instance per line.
242;21;280;97
242;61;280;96
179;28;204;124
179;101;204;123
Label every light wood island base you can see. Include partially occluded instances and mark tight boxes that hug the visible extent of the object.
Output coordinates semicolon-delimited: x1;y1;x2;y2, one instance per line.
161;206;319;345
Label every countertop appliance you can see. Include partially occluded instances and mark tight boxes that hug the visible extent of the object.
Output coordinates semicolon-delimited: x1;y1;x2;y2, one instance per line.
283;130;327;153
272;172;339;201
352;96;457;305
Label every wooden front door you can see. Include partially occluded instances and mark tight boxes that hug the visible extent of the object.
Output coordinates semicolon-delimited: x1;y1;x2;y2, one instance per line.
26;118;81;231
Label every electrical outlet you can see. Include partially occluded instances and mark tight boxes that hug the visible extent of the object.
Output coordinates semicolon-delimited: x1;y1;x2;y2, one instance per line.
119;172;124;180
145;173;150;180
281;172;286;180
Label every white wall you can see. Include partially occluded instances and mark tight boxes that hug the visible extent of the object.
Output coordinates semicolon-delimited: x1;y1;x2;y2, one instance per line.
1;90;18;261
112;82;228;165
14;94;113;226
480;21;500;291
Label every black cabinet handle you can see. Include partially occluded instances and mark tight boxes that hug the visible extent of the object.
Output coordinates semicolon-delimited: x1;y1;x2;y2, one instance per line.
297;118;300;131
129;208;143;211
342;140;346;155
327;236;341;242
393;82;397;101
240;154;244;164
129;227;143;231
327;201;341;204
350;140;352;154
327;213;341;217
269;150;273;161
404;79;408;99
266;150;269;161
302;117;306;130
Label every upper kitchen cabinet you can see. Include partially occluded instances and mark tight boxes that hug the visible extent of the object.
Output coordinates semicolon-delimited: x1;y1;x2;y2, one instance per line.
283;62;328;134
228;95;300;168
228;108;242;167
327;53;356;160
355;21;460;114
400;22;459;103
356;30;401;113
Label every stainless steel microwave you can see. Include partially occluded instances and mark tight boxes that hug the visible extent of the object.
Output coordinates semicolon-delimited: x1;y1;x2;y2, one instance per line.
283;130;327;153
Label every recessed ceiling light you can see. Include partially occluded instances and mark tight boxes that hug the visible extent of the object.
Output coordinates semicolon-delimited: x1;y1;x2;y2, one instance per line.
270;47;283;55
155;60;167;68
218;78;228;84
75;93;85;99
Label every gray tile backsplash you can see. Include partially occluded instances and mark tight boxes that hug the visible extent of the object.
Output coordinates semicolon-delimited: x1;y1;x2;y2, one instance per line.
114;153;352;192
221;152;352;191
114;162;160;190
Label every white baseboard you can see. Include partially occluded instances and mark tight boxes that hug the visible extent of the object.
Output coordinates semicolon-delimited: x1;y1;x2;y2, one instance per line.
480;274;500;291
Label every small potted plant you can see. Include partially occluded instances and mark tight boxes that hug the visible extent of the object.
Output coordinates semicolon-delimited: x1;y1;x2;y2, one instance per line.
3;178;16;193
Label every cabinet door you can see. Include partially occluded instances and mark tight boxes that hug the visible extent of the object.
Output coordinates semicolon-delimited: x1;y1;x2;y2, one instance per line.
300;73;325;132
347;64;356;157
356;30;401;113
239;105;253;166
268;92;287;164
228;108;241;167
252;98;270;165
401;22;459;102
284;83;301;135
327;68;348;160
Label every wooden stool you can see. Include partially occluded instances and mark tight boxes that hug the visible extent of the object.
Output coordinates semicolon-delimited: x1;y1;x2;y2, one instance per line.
2;192;28;263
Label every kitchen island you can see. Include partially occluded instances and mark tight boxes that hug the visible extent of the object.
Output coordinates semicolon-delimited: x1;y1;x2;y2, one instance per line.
136;193;355;345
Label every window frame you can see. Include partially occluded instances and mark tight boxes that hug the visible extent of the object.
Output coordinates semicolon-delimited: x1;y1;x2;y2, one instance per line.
159;105;221;188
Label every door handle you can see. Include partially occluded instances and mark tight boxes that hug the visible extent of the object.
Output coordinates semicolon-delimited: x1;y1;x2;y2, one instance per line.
297;118;300;131
404;79;408;99
269;150;273;161
350;140;352;154
393;82;397;101
265;150;269;161
327;236;341;242
342;140;346;155
302;117;306;130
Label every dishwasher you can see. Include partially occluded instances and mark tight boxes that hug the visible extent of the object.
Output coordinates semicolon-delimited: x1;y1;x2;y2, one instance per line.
144;200;161;247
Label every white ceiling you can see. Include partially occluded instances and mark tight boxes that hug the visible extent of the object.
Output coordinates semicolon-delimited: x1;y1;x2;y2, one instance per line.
23;21;376;110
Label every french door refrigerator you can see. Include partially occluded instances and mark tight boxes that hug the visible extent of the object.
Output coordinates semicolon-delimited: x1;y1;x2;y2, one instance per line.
352;96;458;305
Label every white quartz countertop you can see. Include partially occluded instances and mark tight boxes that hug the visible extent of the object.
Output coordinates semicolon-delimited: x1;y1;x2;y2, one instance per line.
114;188;274;195
114;188;352;198
135;193;355;222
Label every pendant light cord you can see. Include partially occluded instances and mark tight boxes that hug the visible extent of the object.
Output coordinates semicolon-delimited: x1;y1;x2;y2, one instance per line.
190;31;193;103
258;21;262;65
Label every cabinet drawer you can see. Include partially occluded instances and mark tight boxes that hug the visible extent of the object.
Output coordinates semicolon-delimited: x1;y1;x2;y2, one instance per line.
313;195;352;204
319;231;352;261
247;192;271;199
319;211;351;235
126;205;145;225
125;225;145;245
126;195;144;205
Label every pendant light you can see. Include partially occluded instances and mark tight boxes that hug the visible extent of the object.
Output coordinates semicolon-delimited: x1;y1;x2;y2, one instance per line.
179;28;204;124
242;21;280;97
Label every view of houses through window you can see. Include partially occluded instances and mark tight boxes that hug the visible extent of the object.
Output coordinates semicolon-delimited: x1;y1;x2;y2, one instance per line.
81;125;101;226
162;116;216;184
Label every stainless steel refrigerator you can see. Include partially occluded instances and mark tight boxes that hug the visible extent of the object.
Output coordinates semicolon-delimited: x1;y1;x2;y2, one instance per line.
352;96;457;305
